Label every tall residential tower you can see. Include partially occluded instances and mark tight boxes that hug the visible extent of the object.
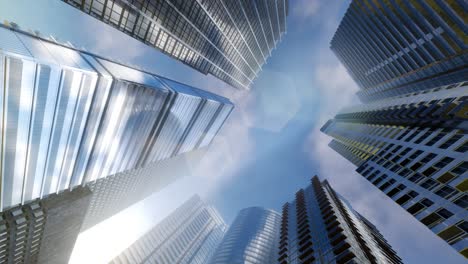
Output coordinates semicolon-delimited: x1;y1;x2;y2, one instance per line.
61;0;289;89
278;176;402;264
210;207;281;264
322;0;467;257
331;0;467;102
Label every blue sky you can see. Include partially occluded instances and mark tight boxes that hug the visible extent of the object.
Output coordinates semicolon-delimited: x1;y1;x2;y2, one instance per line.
1;0;465;263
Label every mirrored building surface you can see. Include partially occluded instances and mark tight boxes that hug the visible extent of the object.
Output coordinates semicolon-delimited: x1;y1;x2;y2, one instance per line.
210;207;281;264
278;176;402;264
110;195;226;264
61;0;289;90
0;25;233;212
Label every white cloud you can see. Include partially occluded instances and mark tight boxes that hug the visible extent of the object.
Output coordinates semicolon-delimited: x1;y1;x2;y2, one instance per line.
292;0;321;19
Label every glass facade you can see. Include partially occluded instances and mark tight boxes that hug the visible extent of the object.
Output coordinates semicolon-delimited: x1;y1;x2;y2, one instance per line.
0;25;233;211
321;83;468;257
110;195;226;264
210;207;281;264
279;176;402;264
331;0;467;102
61;0;289;90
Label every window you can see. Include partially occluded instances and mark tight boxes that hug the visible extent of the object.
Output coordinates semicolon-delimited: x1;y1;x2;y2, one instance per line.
437;208;454;219
420;153;437;163
437;221;467;244
451;162;468;176
426;132;446;146
421;213;443;227
408;190;419;198
454;141;468;153
387;184;406;197
435;186;457;199
408;173;423;183
396;194;412;205
453;195;468;209
407;202;425;215
399;168;412;177
409;150;424;159
379;179;396;191
433;157;455;169
439;134;463;149
420;198;434;207
420;178;438;190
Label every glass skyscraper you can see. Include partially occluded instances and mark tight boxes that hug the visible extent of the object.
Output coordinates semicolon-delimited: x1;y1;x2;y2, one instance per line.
323;0;467;258
0;24;233;212
60;0;289;90
279;176;402;264
331;0;467;102
210;207;281;264
110;195;226;264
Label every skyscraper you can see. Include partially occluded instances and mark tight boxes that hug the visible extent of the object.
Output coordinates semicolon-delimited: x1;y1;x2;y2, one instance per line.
331;0;467;102
322;0;467;258
279;176;402;264
81;148;205;231
60;0;289;90
0;187;92;264
210;207;281;264
110;195;226;264
321;82;467;257
0;24;232;212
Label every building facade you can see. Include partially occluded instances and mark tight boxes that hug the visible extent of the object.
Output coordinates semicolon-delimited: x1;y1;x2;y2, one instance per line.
0;25;233;212
210;207;281;264
331;0;467;102
61;0;289;90
278;176;402;264
323;0;467;257
110;195;226;264
0;187;92;264
321;82;468;258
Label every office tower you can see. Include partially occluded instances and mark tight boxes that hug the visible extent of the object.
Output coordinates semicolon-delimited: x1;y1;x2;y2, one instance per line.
278;176;402;264
331;1;467;102
323;0;467;257
210;207;281;264
61;0;289;89
0;25;233;212
0;187;91;264
110;195;226;264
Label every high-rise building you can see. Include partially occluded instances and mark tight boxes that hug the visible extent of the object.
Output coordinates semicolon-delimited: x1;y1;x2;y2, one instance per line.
0;187;92;264
110;195;226;264
60;0;289;90
0;24;233;212
210;207;281;264
323;0;467;258
321;82;468;258
331;1;467;102
81;148;205;231
278;176;402;264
